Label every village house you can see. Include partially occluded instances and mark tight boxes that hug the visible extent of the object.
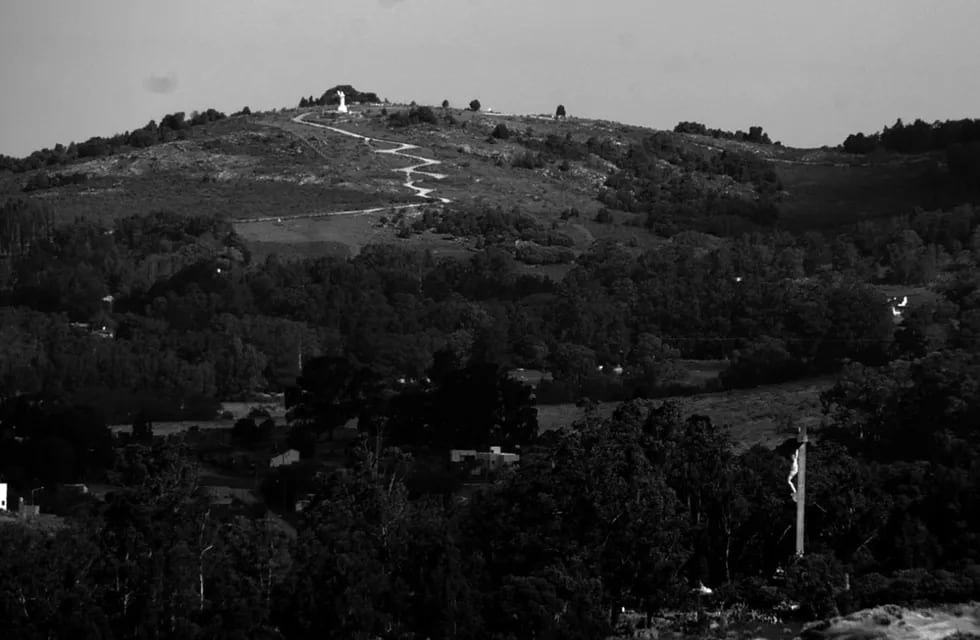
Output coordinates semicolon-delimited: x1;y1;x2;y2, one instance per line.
450;446;520;475
270;449;300;468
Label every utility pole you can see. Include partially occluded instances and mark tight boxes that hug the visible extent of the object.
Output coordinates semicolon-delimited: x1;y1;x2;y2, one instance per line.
795;423;808;557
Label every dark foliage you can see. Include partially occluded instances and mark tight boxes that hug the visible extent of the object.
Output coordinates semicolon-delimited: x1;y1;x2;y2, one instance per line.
840;118;980;193
5;105;980;636
674;121;774;144
299;84;380;108
0;108;226;173
388;105;439;127
591;132;782;235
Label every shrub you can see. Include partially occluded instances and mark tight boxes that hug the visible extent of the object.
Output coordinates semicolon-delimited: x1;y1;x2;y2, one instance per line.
469;99;481;112
492;124;510;140
720;336;800;388
514;243;576;265
511;151;544;170
388;106;438;127
23;171;88;192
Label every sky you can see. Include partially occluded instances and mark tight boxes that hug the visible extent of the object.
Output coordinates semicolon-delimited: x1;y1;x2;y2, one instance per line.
1;0;979;156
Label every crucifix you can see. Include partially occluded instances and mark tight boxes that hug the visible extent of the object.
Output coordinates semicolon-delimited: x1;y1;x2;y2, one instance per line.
787;423;808;556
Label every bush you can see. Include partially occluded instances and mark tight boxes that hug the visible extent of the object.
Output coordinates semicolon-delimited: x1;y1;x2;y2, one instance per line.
492;124;510;140
594;208;613;224
720;336;800;388
514;243;576;265
786;553;846;619
511;151;544;170
469;99;481;112
23;171;87;192
388;106;438;127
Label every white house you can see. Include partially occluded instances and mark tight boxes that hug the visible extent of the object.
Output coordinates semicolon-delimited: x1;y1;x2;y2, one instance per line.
453;447;521;474
450;449;478;463
270;449;300;468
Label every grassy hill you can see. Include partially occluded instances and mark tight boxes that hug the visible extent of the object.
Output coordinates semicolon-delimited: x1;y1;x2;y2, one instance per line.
2;101;963;264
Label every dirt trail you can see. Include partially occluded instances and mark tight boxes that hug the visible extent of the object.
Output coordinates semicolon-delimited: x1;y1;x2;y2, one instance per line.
292;112;451;204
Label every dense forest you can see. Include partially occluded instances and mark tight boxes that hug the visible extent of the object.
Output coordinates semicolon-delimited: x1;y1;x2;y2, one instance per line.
841;118;980;192
4;103;980;637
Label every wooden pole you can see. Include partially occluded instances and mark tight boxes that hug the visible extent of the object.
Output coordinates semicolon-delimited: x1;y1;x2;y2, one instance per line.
795;424;808;557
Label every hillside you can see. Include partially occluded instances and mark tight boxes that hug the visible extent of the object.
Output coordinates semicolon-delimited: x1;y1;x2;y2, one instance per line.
5;93;980;639
2;100;966;264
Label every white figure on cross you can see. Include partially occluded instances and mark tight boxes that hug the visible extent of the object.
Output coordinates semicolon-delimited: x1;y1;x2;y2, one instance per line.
337;90;348;114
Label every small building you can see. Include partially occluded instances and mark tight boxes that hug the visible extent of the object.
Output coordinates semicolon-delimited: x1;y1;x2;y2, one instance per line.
450;449;478;463
270;449;301;468
0;483;7;511
62;483;89;495
452;447;520;474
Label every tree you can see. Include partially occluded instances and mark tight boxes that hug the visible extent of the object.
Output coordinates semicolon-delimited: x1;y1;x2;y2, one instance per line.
469;99;481;112
555;104;567;120
276;464;473;638
463;403;691;627
132;410;153;443
720;336;798;388
387;361;538;449
286;356;382;441
441;99;450;109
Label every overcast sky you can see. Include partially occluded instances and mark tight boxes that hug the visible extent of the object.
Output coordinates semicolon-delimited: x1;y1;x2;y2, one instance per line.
1;0;978;156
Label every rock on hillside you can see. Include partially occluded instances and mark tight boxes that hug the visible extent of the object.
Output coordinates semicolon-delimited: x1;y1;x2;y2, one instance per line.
803;603;980;640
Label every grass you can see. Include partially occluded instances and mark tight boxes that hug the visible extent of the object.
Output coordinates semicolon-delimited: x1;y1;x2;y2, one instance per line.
6;102;969;266
234;213;477;260
537;375;835;452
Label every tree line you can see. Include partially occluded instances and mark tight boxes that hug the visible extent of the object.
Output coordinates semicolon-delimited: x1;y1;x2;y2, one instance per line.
4;199;980;420
5;353;980;637
0;107;250;174
298;85;381;109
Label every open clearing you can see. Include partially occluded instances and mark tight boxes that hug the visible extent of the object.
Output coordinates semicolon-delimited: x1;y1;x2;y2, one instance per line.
537;376;834;451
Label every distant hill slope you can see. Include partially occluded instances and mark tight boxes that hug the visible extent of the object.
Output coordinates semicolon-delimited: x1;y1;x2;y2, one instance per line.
1;102;974;261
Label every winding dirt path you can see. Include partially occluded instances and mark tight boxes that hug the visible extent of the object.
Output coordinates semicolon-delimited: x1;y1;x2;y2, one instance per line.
292;111;451;204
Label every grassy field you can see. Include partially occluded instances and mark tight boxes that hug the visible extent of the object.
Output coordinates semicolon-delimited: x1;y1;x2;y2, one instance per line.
537;376;834;452
234;213;478;260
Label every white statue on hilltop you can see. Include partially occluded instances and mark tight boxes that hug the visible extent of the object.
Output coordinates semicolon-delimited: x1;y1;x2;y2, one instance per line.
337;90;348;114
